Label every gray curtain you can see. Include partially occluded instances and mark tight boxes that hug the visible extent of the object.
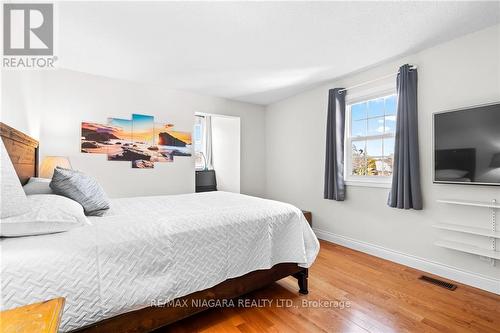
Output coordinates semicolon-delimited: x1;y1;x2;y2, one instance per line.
324;88;346;201
388;64;422;210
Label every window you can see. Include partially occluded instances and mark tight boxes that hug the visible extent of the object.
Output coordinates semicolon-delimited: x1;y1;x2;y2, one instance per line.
194;115;205;169
345;93;397;187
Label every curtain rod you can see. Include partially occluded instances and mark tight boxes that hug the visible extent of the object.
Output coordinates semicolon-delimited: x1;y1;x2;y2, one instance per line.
338;65;417;93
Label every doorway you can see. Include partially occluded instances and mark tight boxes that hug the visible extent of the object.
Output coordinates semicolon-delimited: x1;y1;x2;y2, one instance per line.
194;113;240;193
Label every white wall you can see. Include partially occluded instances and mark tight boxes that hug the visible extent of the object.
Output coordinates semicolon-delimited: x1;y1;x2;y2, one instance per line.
211;115;241;193
265;25;500;292
1;69;266;198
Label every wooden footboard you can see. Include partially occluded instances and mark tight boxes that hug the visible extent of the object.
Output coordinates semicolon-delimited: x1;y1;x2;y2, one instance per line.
73;263;307;333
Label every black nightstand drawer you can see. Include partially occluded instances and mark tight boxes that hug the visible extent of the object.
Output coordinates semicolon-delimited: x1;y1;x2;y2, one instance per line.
196;170;217;192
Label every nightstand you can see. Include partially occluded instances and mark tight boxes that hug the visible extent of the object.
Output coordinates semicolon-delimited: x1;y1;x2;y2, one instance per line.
302;210;312;226
0;298;65;333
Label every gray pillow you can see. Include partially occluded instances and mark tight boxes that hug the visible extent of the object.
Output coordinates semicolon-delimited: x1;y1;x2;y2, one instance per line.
50;167;110;216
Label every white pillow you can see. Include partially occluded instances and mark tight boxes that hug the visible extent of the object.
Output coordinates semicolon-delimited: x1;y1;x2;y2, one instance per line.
23;177;53;195
436;169;468;180
1;139;30;218
0;194;90;237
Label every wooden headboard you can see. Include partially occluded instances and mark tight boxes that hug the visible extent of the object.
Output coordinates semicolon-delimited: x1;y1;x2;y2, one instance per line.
0;122;39;185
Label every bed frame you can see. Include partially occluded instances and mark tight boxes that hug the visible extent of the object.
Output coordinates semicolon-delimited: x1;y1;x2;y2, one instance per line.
0;122;309;333
0;122;39;185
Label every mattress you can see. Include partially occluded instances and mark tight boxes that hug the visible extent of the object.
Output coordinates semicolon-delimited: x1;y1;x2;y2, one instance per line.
0;191;319;332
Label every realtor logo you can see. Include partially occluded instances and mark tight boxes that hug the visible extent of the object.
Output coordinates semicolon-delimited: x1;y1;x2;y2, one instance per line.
3;3;53;56
3;3;56;69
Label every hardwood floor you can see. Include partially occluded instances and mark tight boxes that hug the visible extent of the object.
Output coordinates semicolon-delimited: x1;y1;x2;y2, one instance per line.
158;240;500;333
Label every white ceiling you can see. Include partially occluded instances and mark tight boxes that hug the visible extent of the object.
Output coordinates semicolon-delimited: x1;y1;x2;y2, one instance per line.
58;1;500;105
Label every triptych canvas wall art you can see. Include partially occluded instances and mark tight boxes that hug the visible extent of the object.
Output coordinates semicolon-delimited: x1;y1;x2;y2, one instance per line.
81;114;192;168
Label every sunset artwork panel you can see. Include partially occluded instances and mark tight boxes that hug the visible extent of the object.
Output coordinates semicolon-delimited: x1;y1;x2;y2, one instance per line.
154;123;192;161
131;114;155;168
107;118;133;161
132;114;154;144
81;122;115;154
81;114;192;169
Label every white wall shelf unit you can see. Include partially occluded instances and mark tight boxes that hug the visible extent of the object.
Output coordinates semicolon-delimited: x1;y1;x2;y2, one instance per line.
433;223;500;239
435;199;498;265
436;199;500;209
435;240;500;260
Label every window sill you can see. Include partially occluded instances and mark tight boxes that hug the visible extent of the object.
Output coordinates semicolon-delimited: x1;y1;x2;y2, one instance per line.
345;180;392;189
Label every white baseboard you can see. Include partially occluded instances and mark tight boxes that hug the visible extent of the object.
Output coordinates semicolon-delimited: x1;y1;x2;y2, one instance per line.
313;228;500;295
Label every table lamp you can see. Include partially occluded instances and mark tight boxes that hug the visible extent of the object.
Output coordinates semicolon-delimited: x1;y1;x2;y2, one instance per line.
40;156;72;178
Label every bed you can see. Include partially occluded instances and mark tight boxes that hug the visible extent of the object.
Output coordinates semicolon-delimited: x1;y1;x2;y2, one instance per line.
0;122;320;333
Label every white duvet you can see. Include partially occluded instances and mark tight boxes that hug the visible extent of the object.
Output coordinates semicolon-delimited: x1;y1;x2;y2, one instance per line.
0;191;319;332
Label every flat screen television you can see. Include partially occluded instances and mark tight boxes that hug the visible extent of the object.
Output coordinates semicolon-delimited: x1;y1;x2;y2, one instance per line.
433;102;500;186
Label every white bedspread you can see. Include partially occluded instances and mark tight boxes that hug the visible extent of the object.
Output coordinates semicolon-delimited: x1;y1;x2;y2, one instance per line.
0;192;319;332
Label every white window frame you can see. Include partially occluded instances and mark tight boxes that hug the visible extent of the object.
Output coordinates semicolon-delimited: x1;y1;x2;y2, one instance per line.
344;84;396;188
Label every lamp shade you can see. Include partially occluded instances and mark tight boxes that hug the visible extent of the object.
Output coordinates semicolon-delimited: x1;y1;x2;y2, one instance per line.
40;156;72;178
490;153;500;168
